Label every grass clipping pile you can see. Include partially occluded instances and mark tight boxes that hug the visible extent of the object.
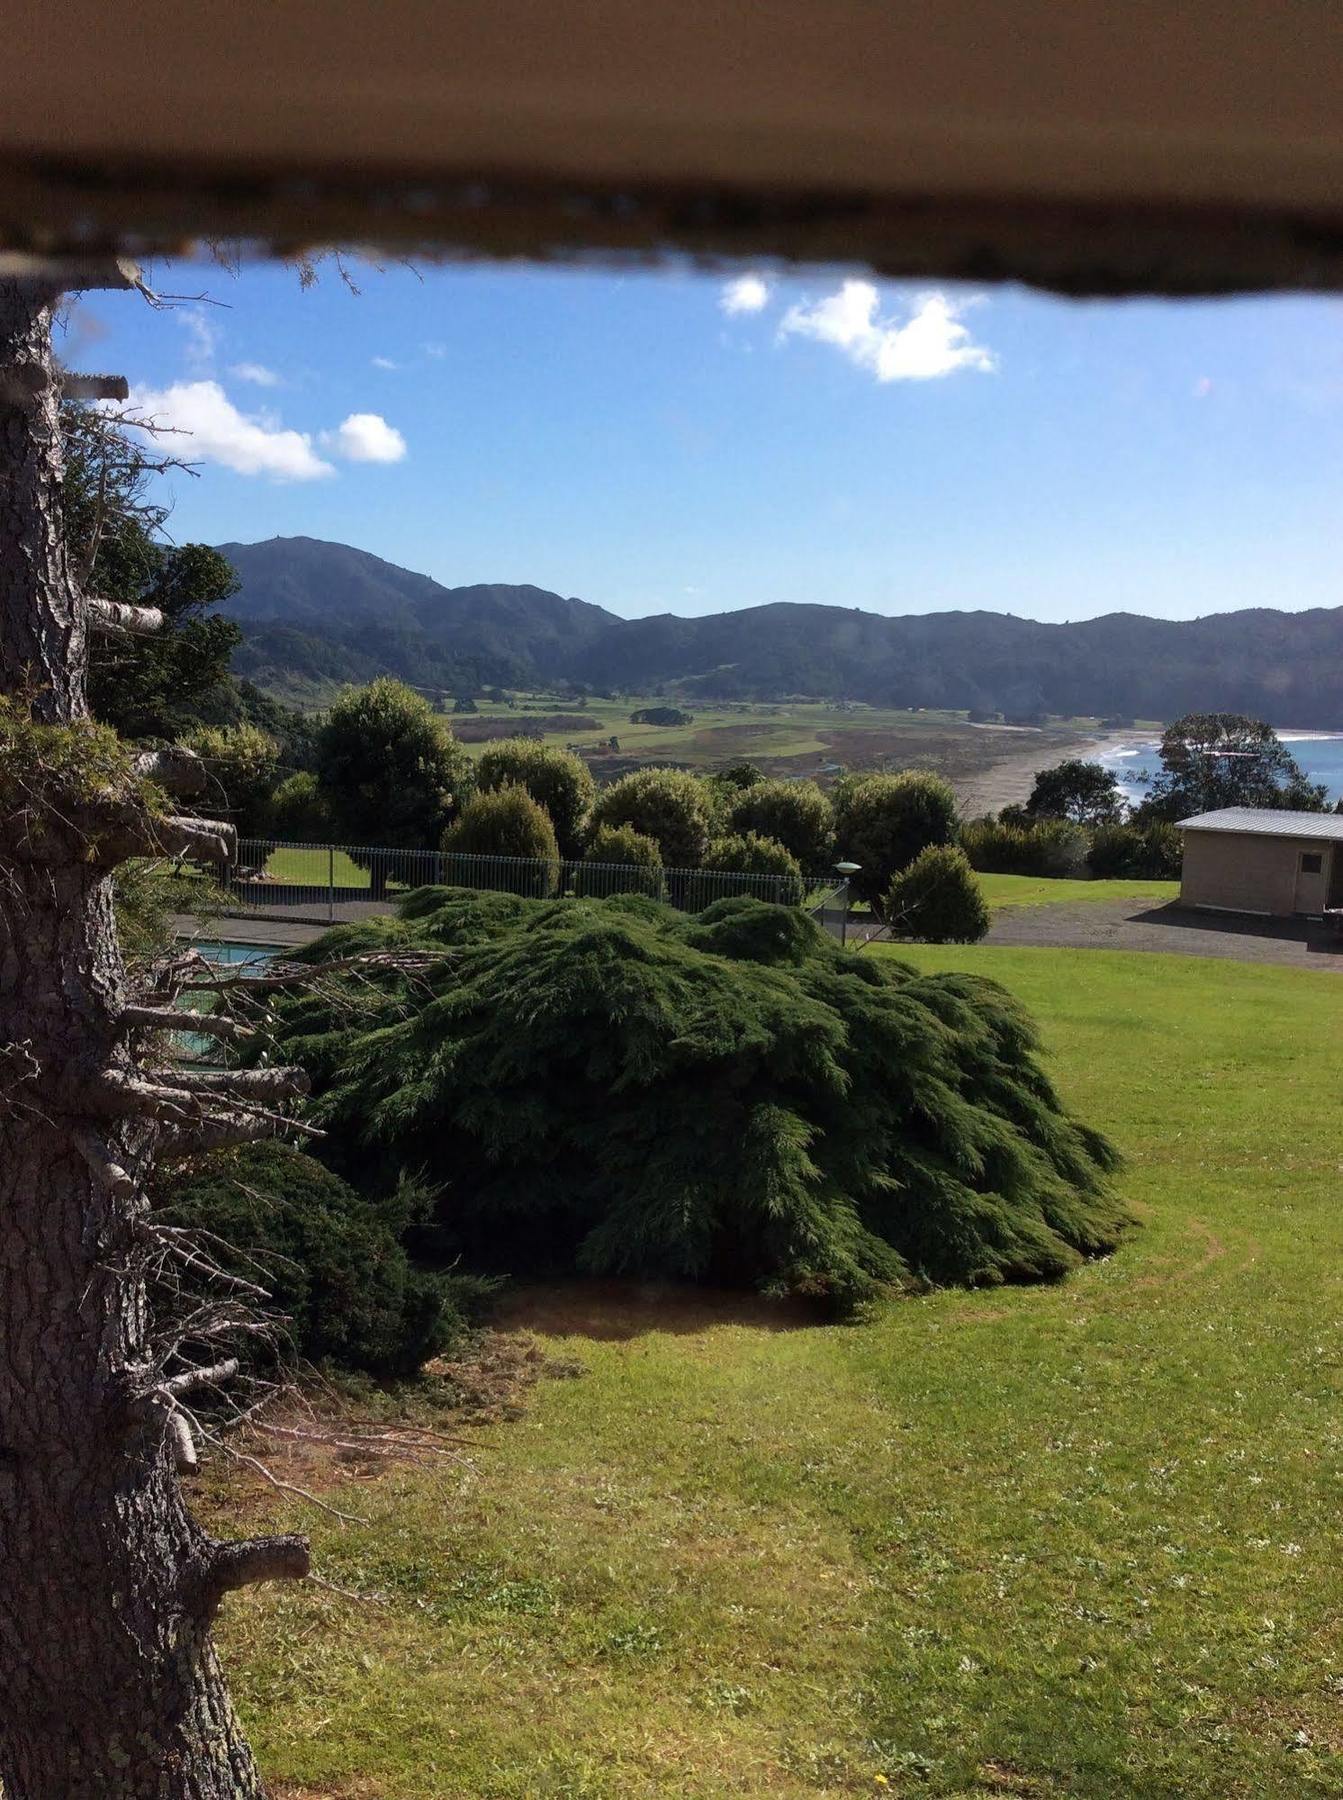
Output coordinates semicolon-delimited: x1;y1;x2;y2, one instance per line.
268;890;1130;1308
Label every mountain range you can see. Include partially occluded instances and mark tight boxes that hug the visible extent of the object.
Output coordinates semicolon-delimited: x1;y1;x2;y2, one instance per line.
219;536;1343;726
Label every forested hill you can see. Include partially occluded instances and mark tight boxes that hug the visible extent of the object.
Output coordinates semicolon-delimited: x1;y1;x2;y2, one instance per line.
219;536;1343;725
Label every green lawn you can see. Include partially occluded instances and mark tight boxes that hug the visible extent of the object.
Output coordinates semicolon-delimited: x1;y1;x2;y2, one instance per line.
977;872;1179;910
257;846;376;889
216;947;1343;1798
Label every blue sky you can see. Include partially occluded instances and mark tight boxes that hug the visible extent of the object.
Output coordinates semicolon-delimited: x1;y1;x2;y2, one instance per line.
64;256;1343;624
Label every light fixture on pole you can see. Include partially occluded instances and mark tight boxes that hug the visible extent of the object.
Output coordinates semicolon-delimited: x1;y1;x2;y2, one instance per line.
834;860;861;946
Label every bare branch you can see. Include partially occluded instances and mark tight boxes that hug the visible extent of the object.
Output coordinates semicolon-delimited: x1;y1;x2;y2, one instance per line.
204;1533;312;1597
210;1437;365;1524
71;1129;135;1200
161;1357;240;1398
121;1004;254;1043
0;254;143;296
88;596;165;637
128;746;206;799
167;1409;198;1471
63;373;130;403
166;1067;311;1104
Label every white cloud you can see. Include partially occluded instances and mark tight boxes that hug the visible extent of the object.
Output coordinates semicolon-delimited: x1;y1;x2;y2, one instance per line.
371;355;399;370
230;361;281;387
1194;375;1214;398
175;307;219;369
778;282;996;382
421;341;447;359
125;380;334;481
321;412;408;464
720;273;771;316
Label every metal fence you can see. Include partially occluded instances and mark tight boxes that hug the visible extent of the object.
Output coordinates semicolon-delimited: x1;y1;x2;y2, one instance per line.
223;839;842;925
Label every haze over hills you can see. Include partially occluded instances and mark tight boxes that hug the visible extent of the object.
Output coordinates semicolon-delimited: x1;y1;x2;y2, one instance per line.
219;537;1343;726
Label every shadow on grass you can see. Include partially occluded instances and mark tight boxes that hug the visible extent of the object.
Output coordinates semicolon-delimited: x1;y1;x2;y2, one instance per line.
491;1279;830;1341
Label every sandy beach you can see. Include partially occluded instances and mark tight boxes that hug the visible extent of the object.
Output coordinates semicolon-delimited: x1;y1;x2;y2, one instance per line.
952;732;1135;817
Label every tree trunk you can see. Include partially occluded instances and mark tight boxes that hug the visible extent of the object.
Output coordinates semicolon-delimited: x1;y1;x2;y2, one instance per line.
0;277;280;1797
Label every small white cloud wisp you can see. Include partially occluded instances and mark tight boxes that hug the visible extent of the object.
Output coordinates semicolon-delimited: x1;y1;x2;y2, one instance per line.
720;273;771;316
779;282;996;382
125;381;333;481
371;355;399;370
230;361;281;387
321;412;408;464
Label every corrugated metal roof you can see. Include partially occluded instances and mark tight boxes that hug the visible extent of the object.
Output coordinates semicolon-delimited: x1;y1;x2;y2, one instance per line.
1177;807;1343;840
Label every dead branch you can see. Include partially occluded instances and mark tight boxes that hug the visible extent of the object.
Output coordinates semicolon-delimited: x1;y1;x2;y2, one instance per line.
161;1357;240;1398
203;1533;312;1597
62;373;130;403
128;746;206;798
165;1067;311;1104
71;1128;135;1200
166;1409;198;1471
120;1004;255;1043
88;596;165;637
208;1439;366;1526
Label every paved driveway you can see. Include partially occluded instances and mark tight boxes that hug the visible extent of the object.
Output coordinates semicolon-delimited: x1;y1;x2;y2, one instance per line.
984;901;1343;970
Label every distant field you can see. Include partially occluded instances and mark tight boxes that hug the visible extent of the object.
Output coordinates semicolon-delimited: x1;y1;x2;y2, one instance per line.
453;693;1113;792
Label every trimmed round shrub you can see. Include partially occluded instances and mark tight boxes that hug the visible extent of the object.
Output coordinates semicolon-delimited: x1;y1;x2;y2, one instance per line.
588;767;715;869
268;769;334;843
157;1142;496;1377
727;779;834;872
316;678;474;897
266;891;1129;1311
475;738;595;857
574;823;666;899
886;845;990;943
693;832;805;906
442;785;561;896
832;771;960;911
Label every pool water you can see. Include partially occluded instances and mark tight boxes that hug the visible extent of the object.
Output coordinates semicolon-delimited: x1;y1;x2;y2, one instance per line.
176;941;274;1056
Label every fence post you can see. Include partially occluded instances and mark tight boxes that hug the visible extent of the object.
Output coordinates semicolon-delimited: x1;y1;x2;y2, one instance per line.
328;843;335;925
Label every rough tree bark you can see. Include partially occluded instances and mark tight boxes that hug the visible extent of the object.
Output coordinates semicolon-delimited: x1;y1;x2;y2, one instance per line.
0;272;307;1799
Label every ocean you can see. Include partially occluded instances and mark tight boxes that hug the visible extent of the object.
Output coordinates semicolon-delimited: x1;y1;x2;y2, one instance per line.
1100;732;1343;808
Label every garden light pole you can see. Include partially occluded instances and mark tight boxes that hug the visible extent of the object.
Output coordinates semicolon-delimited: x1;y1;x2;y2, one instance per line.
835;860;861;945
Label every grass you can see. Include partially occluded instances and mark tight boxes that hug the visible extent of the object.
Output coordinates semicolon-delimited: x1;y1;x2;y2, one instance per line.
214;947;1343;1797
977;872;1180;910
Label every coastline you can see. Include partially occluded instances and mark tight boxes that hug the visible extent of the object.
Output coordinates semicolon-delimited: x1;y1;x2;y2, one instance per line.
952;732;1133;817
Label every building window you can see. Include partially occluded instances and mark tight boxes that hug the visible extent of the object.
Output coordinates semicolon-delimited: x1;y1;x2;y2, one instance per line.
1300;852;1323;874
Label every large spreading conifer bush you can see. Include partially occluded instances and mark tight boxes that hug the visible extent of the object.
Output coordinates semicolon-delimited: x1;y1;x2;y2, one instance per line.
267;890;1127;1308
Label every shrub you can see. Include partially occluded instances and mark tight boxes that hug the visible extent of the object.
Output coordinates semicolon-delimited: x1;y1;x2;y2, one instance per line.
961;818;1090;878
1088;820;1181;879
475;738;595;857
574;824;666;899
694;832;806;906
1025;759;1124;826
157;1142;497;1377
316;678;474;895
268;769;333;843
629;706;693;726
727;779;834;872
186;722;280;838
716;760;766;792
831;771;960;911
885;845;990;943
588;767;715;868
442;785;561;895
265;892;1128;1310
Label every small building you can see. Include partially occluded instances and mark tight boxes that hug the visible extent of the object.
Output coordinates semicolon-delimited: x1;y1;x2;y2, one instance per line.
1177;808;1343;918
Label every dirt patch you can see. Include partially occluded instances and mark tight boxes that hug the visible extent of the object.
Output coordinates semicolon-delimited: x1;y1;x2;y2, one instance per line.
427;1328;585;1420
492;1278;828;1340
